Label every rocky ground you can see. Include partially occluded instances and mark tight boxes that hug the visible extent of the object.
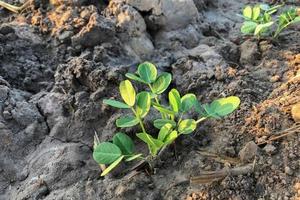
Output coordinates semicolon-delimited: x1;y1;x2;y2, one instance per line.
0;0;299;199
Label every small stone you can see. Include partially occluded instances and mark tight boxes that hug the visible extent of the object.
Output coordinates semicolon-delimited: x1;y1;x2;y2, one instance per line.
239;141;258;163
263;144;276;154
291;103;300;122
284;166;293;175
267;177;274;183
257;136;267;144
240;39;259;65
0;86;9;101
80;9;91;20
3;110;12;120
224;146;236;156
58;31;73;42
148;183;155;189
204;165;211;170
270;75;280;82
289;153;296;159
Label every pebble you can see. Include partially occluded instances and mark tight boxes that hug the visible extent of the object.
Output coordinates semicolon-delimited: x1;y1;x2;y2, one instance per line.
239;141;258;163
3;110;12;120
270;75;280;82
224;146;236;156
291;103;300;122
263;144;276;154
284;166;293;175
58;31;73;42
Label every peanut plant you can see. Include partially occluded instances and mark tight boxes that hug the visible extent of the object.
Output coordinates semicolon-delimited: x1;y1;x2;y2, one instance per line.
240;3;300;38
93;62;240;176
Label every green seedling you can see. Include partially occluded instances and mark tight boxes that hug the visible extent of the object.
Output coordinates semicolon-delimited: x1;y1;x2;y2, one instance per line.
93;132;142;176
125;62;171;119
94;62;240;176
274;8;300;38
240;4;282;37
240;4;300;39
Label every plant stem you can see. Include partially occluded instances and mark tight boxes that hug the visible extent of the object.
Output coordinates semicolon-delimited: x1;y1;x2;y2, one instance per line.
0;0;30;13
148;84;166;119
196;117;207;124
0;0;20;13
274;23;290;38
131;107;147;134
177;113;183;125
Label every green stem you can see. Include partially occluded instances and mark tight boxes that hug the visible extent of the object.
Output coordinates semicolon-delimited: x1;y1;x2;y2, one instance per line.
274;22;291;38
148;84;166;119
131;107;147;134
177;114;183;125
123;154;145;160
196;117;207;124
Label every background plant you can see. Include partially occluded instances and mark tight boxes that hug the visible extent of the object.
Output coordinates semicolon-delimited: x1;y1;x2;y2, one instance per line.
93;62;240;176
240;3;300;38
274;7;300;38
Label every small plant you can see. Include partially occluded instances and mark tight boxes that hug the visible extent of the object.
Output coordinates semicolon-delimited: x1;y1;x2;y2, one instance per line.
240;4;300;38
274;7;300;38
93;62;240;176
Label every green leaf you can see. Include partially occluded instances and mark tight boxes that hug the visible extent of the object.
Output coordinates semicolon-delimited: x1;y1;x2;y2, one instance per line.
178;119;197;135
158;123;173;142
241;21;257;34
103;99;130;109
193;99;205;116
181;93;197;113
153;104;176;115
203;104;220;119
136;132;164;156
292;16;300;24
119;80;136;106
116;116;139;127
254;22;273;36
153;119;176;129
252;5;260;20
263;12;271;23
164;130;178;145
243;6;252;19
136;92;151;118
93;142;122;164
278;14;289;27
169;89;181;113
125;154;143;162
125;73;147;84
152;72;172;94
209;96;240;117
101;155;124;176
138;62;157;83
260;4;270;11
113;132;134;155
266;4;282;15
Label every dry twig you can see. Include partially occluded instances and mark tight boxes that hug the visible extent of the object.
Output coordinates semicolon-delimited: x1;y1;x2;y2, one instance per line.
190;163;254;184
257;122;300;145
196;150;241;165
0;0;30;13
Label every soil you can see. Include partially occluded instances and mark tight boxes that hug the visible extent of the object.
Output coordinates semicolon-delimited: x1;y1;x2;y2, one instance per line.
0;0;299;199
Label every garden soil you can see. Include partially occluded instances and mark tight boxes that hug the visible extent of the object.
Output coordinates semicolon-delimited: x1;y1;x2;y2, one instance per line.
0;0;299;199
